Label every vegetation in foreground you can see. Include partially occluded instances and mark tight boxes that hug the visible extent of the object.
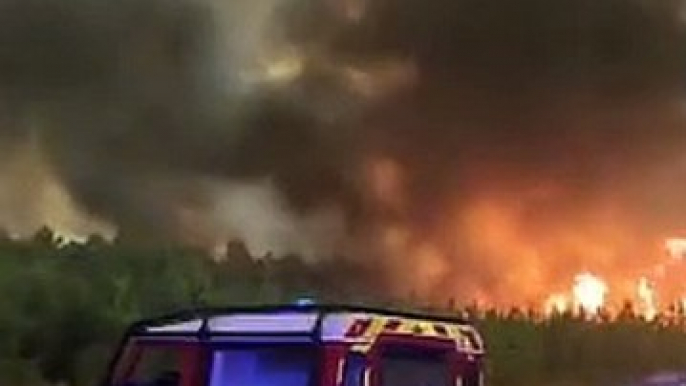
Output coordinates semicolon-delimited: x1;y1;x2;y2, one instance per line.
1;229;686;386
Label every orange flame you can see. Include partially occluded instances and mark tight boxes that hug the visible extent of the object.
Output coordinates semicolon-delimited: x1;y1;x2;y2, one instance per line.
364;157;686;316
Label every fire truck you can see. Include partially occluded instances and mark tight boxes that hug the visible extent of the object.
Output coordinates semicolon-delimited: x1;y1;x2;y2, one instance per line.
102;303;486;386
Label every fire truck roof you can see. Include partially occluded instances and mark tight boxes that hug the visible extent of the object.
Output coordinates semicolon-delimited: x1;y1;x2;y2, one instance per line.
127;304;482;352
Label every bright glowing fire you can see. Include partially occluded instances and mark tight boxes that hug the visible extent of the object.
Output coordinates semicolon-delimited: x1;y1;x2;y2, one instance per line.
573;273;608;315
637;277;658;321
544;293;569;315
363;157;686;318
666;238;686;260
542;274;664;320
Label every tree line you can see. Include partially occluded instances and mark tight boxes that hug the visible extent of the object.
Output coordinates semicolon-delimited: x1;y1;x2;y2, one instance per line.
1;228;686;386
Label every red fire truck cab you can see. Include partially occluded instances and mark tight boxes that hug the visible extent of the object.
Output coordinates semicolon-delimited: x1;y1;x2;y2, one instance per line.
103;304;486;386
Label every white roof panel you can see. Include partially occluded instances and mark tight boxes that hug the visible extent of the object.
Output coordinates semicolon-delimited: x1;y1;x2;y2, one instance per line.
146;320;203;333
207;312;319;333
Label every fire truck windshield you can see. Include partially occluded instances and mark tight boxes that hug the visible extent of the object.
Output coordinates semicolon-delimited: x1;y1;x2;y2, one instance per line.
209;344;316;386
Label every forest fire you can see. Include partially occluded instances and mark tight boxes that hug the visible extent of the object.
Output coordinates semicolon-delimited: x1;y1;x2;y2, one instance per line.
0;0;681;327
537;258;686;320
1;0;686;383
541;274;669;320
367;155;686;317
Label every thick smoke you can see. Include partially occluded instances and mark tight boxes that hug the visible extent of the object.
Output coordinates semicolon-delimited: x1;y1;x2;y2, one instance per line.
0;0;685;303
0;0;356;249
280;0;686;302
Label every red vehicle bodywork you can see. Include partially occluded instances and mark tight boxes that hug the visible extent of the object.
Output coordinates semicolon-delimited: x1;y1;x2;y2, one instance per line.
102;305;486;386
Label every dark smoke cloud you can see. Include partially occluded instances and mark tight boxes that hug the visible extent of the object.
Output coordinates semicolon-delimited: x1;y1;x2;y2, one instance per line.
276;0;686;298
278;0;686;227
0;0;359;243
0;0;685;299
0;0;218;240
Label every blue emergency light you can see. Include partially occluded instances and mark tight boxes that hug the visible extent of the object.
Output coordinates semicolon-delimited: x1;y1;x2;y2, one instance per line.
295;297;316;307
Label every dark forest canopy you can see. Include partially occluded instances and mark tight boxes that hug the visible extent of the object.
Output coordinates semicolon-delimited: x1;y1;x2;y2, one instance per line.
1;227;686;386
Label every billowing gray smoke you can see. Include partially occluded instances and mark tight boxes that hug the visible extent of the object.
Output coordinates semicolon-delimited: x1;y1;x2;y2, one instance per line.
0;0;685;302
0;0;361;246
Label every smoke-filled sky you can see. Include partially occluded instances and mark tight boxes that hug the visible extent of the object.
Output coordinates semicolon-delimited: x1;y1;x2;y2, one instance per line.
1;0;686;305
